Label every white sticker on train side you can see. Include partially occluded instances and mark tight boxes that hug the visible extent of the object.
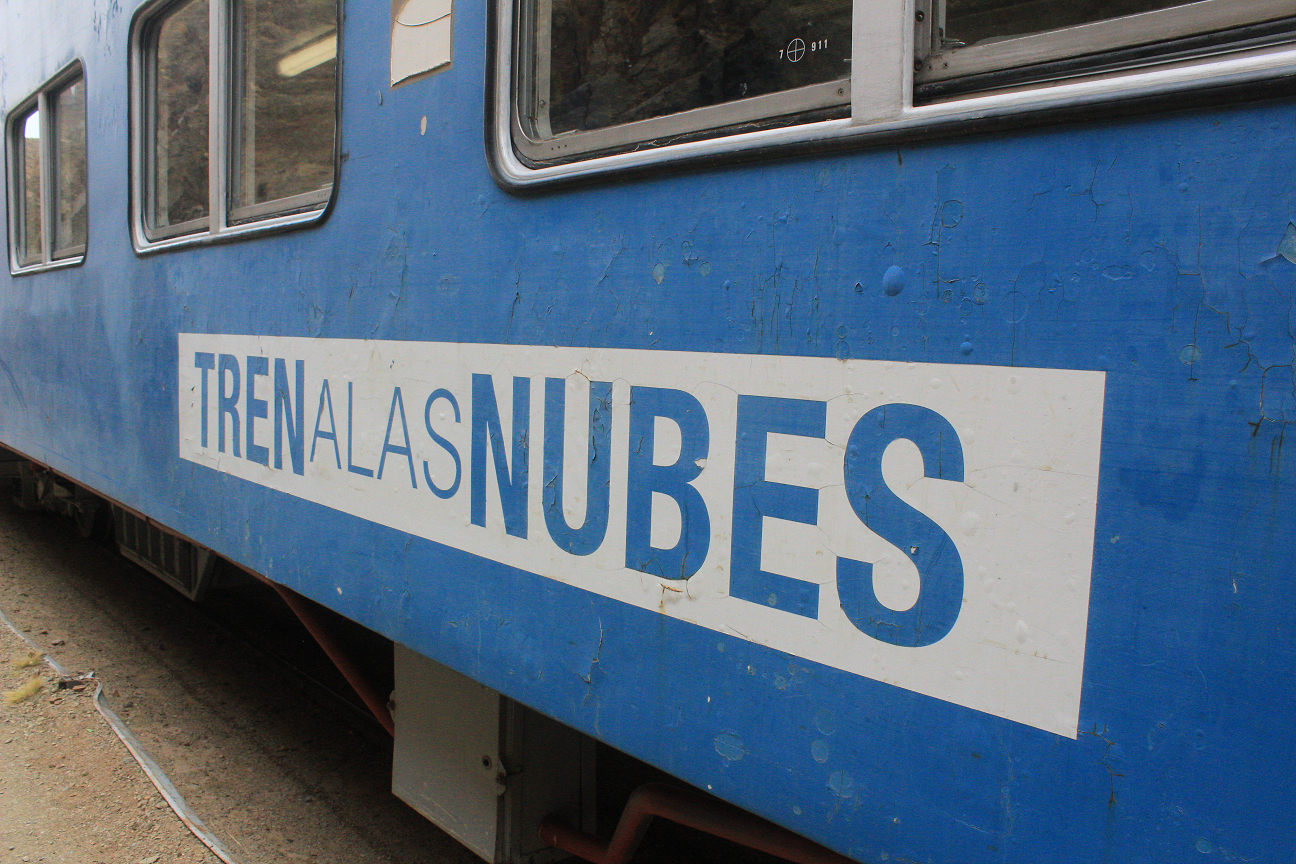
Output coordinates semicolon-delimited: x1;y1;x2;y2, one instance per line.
177;334;1104;738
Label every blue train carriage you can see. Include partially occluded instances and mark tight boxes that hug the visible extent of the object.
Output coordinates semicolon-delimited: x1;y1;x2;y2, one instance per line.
4;0;1296;861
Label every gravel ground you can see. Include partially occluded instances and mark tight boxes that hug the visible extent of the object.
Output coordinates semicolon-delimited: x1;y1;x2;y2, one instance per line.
0;623;222;864
0;500;479;864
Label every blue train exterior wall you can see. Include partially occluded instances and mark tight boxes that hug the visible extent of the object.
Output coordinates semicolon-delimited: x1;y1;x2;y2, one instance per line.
3;1;1296;862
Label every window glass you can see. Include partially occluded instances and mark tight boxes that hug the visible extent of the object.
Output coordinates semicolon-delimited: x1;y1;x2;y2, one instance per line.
17;110;43;265
939;0;1195;47
150;0;210;232
231;0;337;217
535;0;851;137
52;78;89;256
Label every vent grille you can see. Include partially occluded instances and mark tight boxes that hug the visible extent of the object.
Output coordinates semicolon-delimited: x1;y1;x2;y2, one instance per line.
112;506;214;600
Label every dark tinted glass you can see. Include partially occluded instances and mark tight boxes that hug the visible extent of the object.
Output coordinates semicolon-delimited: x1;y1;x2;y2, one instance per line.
52;77;88;256
150;0;210;231
941;0;1193;46
536;0;851;136
231;0;337;215
17;110;43;265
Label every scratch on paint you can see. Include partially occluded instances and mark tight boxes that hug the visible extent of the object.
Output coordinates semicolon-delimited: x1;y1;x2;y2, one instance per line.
0;358;26;410
1080;723;1124;806
575;617;604;688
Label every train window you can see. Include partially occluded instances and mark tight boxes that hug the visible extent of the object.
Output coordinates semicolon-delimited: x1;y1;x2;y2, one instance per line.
13;110;43;268
5;63;88;273
147;0;211;237
494;0;1296;185
132;0;339;249
512;0;852;162
229;0;338;223
51;77;90;259
916;0;1296;89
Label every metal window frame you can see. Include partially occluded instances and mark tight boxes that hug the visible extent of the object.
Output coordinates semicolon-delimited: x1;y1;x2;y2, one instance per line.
6;99;45;269
513;81;852;165
129;0;340;255
48;76;91;261
916;0;1293;84
489;0;1296;190
228;187;333;224
140;0;214;241
509;0;853;164
5;61;88;276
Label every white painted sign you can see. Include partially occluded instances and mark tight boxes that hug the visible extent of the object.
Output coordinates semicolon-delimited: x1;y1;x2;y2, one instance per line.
177;334;1104;737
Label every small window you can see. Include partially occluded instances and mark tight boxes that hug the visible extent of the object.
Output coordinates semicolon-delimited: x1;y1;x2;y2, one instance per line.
134;0;338;247
498;0;1296;183
230;0;338;222
15;110;43;267
513;0;852;162
916;0;1295;94
51;77;90;258
147;0;211;236
6;64;88;272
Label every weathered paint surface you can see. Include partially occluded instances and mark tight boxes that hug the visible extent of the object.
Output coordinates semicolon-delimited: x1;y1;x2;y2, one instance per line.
3;1;1296;862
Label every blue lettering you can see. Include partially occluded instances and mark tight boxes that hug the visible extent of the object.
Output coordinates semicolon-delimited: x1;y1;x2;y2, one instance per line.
245;356;270;466
194;352;215;448
730;395;825;618
273;359;305;475
625;387;710;580
837;403;965;647
470;375;529;538
310;379;341;468
543;378;612;556
423;389;461;499
377;387;417;488
217;354;241;457
346;382;375;477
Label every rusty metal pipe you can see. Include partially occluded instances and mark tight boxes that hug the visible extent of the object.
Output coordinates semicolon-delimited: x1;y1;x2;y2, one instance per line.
261;579;396;737
538;782;856;864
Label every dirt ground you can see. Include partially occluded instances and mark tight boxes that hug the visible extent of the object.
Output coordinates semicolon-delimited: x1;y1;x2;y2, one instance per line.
0;623;222;864
0;501;480;864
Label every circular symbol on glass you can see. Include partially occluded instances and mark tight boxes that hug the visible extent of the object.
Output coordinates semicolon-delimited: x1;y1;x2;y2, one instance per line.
786;38;805;62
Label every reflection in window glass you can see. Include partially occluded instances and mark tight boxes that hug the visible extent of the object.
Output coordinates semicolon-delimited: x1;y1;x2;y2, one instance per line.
52;79;89;256
537;0;851;136
940;0;1193;47
151;0;210;232
231;0;337;216
17;111;44;265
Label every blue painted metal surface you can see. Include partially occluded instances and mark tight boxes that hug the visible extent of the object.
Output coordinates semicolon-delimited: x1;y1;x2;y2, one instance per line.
3;2;1296;861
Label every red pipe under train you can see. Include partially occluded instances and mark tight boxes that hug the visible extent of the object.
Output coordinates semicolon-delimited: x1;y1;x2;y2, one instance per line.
262;578;396;738
539;782;856;864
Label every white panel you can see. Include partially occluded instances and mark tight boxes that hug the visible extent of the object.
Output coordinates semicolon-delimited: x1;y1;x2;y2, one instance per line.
179;335;1104;738
391;1;452;86
853;0;912;122
392;644;501;861
398;0;452;25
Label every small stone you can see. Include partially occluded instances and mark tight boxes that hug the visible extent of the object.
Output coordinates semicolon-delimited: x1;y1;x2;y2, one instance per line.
138;856;160;864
